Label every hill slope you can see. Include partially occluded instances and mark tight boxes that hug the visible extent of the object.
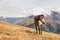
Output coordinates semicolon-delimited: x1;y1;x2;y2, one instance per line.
0;21;60;40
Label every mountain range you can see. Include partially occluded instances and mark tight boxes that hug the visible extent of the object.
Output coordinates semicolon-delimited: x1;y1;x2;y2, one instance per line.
0;10;60;34
14;11;60;34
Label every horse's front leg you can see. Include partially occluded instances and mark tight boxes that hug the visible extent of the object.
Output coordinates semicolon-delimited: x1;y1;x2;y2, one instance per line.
40;25;43;34
38;25;42;34
38;25;40;34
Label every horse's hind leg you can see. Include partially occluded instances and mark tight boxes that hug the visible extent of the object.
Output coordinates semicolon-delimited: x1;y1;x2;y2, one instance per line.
35;25;38;34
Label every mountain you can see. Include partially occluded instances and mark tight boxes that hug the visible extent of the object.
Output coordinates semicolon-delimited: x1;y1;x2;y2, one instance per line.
15;11;60;34
14;15;34;27
0;17;24;24
0;10;60;34
0;21;60;40
0;16;4;21
4;17;24;23
51;11;60;20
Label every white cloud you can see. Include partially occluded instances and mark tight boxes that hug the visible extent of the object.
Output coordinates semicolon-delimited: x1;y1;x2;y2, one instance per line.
0;0;60;17
32;7;52;15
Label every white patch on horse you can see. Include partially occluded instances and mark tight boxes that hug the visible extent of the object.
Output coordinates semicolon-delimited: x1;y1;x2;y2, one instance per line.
38;21;42;26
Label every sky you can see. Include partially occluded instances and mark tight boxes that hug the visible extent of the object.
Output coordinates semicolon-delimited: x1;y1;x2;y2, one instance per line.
0;0;60;17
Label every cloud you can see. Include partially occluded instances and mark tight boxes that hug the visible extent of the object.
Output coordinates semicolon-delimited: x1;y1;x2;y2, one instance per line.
32;7;52;15
0;0;60;17
0;0;36;9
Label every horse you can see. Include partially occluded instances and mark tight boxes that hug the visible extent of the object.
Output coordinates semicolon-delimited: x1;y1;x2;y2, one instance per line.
34;14;46;34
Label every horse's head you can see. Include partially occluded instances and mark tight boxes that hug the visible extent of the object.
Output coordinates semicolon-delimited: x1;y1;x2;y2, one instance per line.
39;15;46;24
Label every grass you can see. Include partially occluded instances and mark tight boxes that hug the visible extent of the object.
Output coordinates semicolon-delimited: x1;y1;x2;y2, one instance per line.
0;21;60;40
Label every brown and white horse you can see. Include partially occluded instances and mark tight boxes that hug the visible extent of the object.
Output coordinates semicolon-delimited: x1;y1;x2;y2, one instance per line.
34;14;46;34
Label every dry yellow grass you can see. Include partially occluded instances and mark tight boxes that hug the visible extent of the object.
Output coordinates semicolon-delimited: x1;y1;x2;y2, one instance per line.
0;21;60;40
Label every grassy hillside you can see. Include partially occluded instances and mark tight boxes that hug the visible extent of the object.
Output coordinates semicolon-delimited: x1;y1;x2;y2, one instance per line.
0;21;60;40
